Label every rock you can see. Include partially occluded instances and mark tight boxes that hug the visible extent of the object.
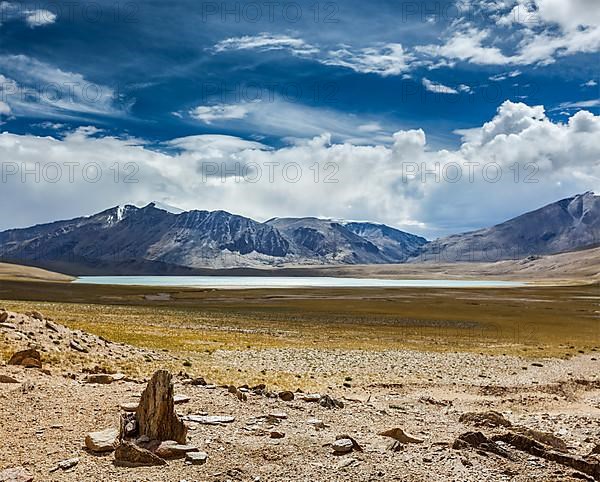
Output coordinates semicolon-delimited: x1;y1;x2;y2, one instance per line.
332;438;354;454
85;374;114;384
307;418;326;430
50;457;79;472
452;431;511;458
459;411;512;428
186;451;208;465
319;395;344;409
45;320;60;332
270;431;285;439
0;467;33;482
0;374;19;383
136;370;187;444
189;377;206;386
120;402;139;412
185;415;235;425
336;434;363;452
8;349;41;368
279;391;294;401
492;432;600;479
379;428;424;444
30;311;44;320
69;340;88;353
512;427;569;452
302;393;321;402
0;312;8;323
173;394;190;404
268;412;288;420
0;323;16;330
85;428;119;453
388;440;403;452
114;440;167;467
154;441;199;459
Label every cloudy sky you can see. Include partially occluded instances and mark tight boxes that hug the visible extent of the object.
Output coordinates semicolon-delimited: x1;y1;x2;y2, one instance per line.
0;0;598;237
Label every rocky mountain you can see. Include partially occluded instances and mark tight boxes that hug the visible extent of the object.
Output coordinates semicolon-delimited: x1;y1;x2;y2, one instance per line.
0;203;424;273
414;192;600;262
1;192;597;273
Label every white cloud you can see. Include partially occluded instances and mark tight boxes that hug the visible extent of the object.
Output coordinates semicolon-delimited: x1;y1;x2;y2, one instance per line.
556;99;600;110
323;43;414;76
189;103;252;124
24;9;57;28
213;33;318;56
490;70;522;81
0;3;57;28
582;80;598;87
1;101;598;238
0;55;125;120
422;78;458;94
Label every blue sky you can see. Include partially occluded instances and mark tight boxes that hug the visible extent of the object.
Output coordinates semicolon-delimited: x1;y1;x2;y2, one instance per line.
0;0;599;237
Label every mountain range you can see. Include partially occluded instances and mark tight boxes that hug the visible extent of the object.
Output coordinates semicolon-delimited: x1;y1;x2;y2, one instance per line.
0;192;597;274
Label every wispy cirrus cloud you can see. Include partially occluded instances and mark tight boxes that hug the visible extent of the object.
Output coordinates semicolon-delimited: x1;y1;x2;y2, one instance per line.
213;33;318;56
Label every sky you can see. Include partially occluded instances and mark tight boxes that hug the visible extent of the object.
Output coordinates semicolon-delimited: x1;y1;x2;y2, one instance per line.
0;0;599;238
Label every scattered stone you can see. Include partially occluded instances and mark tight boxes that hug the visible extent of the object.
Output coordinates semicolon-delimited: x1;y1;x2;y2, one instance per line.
492;433;600;479
379;428;424;444
135;370;187;444
512;427;569;452
155;441;199;459
270;431;285;439
185;415;235;425
45;320;60;333
0;322;16;330
279;391;294;402
302;393;321;402
85;374;114;384
268;412;288;420
0;312;8;323
307;418;326;430
50;457;79;472
388;440;404;452
120;402;139;412
0;467;33;482
8;349;41;368
70;340;88;353
0;374;19;383
459;411;512;428
336;435;363;452
189;377;206;386
332;438;354;454
173;394;190;404
114;440;167;467
185;451;208;465
319;395;344;409
30;311;44;321
85;428;119;453
452;431;511;458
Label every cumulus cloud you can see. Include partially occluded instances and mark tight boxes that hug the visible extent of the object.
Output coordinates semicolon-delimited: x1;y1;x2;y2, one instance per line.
0;101;598;238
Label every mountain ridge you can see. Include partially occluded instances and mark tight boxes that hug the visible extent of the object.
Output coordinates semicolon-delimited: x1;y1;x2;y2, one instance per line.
0;193;598;273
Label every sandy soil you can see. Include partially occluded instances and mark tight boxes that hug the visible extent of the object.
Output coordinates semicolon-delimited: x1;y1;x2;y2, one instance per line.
2;309;600;481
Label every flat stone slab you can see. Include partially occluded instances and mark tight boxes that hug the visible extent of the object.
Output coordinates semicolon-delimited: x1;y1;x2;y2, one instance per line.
185;415;235;425
186;451;208;465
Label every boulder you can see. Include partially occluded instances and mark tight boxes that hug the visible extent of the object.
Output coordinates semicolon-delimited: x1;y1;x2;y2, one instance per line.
70;340;88;353
114;440;167;467
459;411;512;428
85;428;119;453
30;311;44;321
136;370;187;444
0;312;9;323
8;349;41;368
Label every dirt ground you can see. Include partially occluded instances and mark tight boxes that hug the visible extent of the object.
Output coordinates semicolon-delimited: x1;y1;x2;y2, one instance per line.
2;309;600;481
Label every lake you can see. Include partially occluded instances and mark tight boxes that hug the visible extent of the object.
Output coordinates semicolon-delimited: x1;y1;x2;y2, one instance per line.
73;276;524;289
